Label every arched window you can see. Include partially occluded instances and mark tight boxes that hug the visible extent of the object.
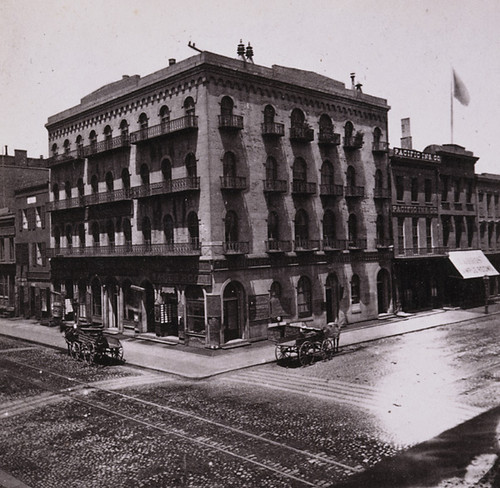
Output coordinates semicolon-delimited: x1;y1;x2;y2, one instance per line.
121;168;131;191
291;108;305;127
323;209;336;240
123;218;132;248
184;97;195;117
264;105;275;124
321;160;334;187
344;121;354;141
54;226;61;249
78;223;85;248
65;225;72;249
106;220;115;247
139;113;148;130
90;175;99;194
140;164;150;186
185;153;197;178
375;169;383;190
91;278;102;318
53;183;60;202
65;181;71;199
373;127;382;144
91;222;100;246
142;217;152;246
161;159;172;182
351;274;360;305
89;130;97;150
159;105;170;125
293;157;307;183
221;96;234;117
223;152;237;178
267;211;280;240
346;166;356;187
77;178;84;199
105;172;114;192
51;143;58;157
120;120;129;140
297;276;312;318
265;156;278;181
319;114;333;137
104;125;112;141
163;215;174;244
187;212;199;245
76;135;83;155
225;211;239;243
295;209;309;243
348;214;358;243
63;139;70;155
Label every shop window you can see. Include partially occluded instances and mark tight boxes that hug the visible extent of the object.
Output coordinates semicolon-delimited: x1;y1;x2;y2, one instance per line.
185;286;205;333
424;179;432;203
351;275;360;305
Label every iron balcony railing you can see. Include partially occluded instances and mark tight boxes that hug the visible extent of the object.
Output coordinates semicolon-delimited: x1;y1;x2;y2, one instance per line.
293;239;320;252
291;181;316;195
265;240;292;253
218;115;244;130
263;179;288;193
375;238;394;248
373;187;391;199
318;129;341;145
222;241;249;254
261;122;285;137
83;135;130;157
320;184;343;197
48;147;85;167
347;239;367;250
290;126;314;142
372;141;389;153
130;116;198;143
47;241;201;258
396;247;450;257
220;176;247;191
134;177;200;198
344;186;365;198
321;238;346;251
343;135;364;149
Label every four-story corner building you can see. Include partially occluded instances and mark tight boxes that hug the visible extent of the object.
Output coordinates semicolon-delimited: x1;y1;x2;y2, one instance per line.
46;51;392;348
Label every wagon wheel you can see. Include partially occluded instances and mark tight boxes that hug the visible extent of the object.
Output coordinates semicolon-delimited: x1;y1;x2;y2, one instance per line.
321;339;334;360
70;342;80;360
298;341;313;366
81;344;94;364
275;345;290;363
112;346;124;362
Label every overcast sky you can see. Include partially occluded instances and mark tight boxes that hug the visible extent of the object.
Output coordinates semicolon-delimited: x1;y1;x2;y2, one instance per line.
1;0;498;173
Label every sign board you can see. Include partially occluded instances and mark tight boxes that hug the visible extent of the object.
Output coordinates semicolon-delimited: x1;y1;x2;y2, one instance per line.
448;250;499;279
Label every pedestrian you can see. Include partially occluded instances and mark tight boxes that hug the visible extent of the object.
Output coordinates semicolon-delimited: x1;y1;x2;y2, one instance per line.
333;310;347;352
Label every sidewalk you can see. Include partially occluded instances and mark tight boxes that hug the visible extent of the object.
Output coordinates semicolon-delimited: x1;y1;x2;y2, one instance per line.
0;304;498;379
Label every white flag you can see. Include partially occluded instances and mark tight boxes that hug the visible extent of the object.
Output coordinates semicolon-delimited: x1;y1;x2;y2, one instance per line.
453;69;470;106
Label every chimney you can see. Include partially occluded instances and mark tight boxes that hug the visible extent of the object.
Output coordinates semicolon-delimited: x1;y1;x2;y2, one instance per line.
169;58;176;66
350;73;356;89
401;118;412;149
245;42;254;63
4;145;7;156
237;39;245;61
14;149;27;166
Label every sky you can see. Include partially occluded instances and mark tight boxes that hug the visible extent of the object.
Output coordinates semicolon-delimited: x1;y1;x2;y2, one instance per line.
0;0;499;173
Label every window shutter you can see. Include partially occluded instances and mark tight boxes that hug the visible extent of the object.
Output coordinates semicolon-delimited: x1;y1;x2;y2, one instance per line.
41;206;46;229
31;243;37;268
18;210;23;232
41;242;47;267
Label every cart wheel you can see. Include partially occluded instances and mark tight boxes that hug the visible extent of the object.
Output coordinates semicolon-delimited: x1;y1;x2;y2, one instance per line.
70;342;80;360
299;341;313;366
112;347;124;362
321;339;334;360
81;344;94;364
275;345;289;363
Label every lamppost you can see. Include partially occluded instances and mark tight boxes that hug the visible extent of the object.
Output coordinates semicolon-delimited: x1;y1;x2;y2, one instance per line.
483;275;490;314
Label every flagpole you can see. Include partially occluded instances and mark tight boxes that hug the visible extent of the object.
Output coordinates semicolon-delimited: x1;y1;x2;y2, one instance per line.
450;69;454;144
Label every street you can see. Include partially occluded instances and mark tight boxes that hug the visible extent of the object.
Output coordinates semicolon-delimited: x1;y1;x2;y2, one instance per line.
0;315;498;487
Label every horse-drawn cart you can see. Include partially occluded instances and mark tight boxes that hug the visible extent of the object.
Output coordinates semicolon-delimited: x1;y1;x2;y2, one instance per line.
272;323;334;366
63;324;124;364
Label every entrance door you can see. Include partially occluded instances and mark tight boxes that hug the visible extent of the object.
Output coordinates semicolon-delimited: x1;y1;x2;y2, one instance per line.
223;282;244;342
377;269;391;314
325;273;340;323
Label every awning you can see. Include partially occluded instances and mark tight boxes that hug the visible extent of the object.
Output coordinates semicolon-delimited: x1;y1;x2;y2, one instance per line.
448;250;499;279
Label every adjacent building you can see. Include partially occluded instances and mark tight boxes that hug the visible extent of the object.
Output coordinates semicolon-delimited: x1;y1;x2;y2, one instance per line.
45;46;392;347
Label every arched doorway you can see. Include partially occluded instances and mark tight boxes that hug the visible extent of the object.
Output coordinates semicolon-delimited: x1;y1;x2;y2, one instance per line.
223;282;245;342
377;269;391;314
325;273;340;323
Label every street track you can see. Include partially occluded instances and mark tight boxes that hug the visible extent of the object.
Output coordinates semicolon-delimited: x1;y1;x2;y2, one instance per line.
0;351;360;487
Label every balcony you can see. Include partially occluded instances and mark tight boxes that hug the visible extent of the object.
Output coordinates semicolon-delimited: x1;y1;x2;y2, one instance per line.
373;187;391;199
396;247;449;258
318;129;341;145
130;116;198;144
293;239;320;252
375;238;394;249
291;181;316;195
454;202;463;210
261;122;285;137
320;184;343;197
322;238;346;251
372;141;389;153
83;134;130;157
343;135;364;150
441;201;451;210
48;148;85;167
347;239;367;250
47;241;201;258
135;177;201;198
220;176;247;191
265;240;292;253
290;125;314;142
218;115;244;130
222;241;249;255
263;179;287;193
84;188;134;206
344;186;365;198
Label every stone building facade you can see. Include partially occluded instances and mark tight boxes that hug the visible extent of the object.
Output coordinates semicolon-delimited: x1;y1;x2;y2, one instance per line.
46;49;392;347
